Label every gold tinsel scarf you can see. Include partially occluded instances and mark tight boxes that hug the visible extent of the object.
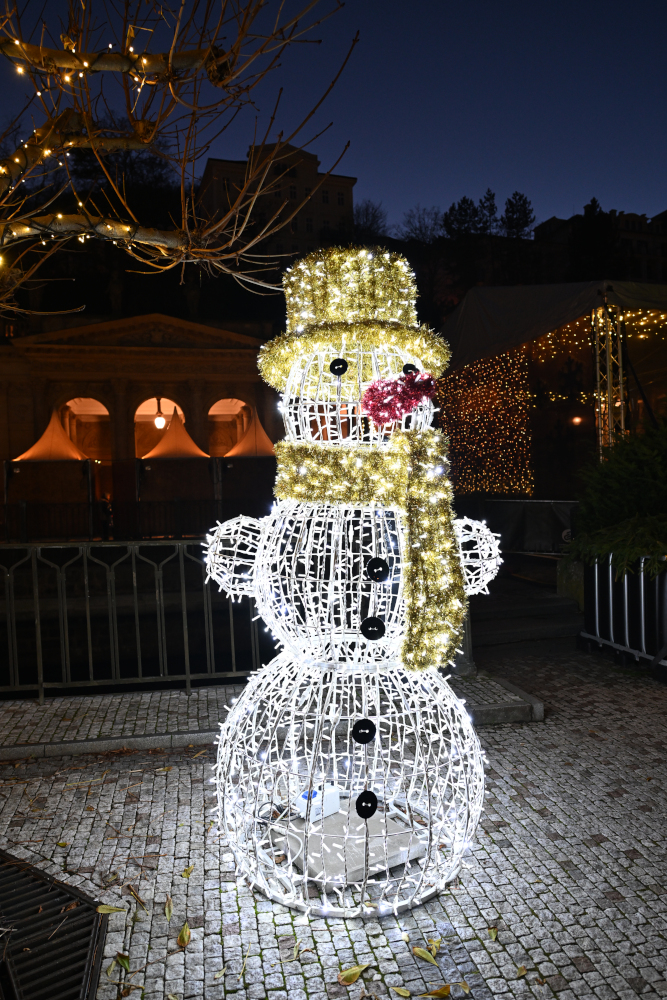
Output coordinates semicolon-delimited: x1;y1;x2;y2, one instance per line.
274;428;467;671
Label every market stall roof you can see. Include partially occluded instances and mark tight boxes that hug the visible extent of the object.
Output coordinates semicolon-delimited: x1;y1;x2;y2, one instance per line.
142;409;209;459
14;410;88;461
226;409;275;457
443;279;667;370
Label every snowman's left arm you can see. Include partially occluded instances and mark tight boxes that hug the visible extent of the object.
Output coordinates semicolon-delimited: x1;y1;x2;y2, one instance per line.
453;517;503;596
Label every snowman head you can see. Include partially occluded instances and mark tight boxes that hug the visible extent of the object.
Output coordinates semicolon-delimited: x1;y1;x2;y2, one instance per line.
258;247;451;447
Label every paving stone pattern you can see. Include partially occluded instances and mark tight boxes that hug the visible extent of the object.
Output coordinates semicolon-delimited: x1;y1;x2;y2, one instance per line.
0;676;519;749
0;685;245;747
0;648;663;1000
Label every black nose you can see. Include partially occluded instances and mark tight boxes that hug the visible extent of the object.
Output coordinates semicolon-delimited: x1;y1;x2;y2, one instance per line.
361;616;385;640
355;790;378;819
352;719;376;744
402;363;419;375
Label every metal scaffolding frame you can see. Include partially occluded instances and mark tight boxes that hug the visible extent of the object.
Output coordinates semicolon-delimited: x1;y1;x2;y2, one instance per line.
592;303;626;457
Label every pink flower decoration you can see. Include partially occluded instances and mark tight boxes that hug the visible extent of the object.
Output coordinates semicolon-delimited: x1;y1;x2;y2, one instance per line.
361;372;437;427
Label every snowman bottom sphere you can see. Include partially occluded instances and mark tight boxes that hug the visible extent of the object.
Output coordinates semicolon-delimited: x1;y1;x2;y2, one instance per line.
215;654;485;917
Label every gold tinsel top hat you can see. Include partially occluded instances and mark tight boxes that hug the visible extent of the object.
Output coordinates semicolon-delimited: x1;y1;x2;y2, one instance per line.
283;246;418;334
259;246;451;392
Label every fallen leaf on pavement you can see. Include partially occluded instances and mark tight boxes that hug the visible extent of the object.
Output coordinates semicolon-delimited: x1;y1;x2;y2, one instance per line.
214;967;226;980
536;978;546;986
56;842;68;848
517;966;527;977
487;927;498;941
390;988;411;996
459;983;470;994
97;905;125;914
413;947;438;967
181;864;194;878
177;921;191;948
419;986;450;997
338;964;371;985
427;938;442;957
165;895;173;922
401;932;410;943
115;952;130;972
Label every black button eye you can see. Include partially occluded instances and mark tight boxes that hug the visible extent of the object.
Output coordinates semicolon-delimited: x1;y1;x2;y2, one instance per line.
352;719;376;744
366;557;390;582
355;790;378;819
330;358;348;376
402;363;419;375
360;616;385;640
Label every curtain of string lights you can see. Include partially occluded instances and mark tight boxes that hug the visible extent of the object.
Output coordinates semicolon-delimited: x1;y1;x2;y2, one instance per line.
438;349;534;495
205;248;499;917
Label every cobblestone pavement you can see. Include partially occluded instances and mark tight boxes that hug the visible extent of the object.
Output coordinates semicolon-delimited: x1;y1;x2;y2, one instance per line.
0;684;245;747
0;676;521;748
0;648;664;1000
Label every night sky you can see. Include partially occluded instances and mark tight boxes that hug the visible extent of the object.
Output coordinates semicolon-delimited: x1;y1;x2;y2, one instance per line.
3;0;666;228
216;0;667;228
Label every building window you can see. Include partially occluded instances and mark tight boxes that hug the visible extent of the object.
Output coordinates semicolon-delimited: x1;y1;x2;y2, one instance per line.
305;187;312;197
289;167;297;178
322;219;330;230
289;185;297;200
322;190;329;204
274;188;282;199
338;218;346;231
305;218;313;233
337;191;344;206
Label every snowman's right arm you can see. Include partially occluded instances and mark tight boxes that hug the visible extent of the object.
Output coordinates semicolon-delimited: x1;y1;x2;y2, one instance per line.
204;515;263;597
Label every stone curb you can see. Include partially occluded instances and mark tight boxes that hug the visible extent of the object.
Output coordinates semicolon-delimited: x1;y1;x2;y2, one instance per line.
0;727;220;760
0;679;544;761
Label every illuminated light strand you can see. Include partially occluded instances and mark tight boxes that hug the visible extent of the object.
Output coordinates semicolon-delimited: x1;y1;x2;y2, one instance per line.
438;350;533;495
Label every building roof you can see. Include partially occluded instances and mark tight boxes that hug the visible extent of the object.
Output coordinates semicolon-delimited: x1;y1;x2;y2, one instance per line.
444;279;667;369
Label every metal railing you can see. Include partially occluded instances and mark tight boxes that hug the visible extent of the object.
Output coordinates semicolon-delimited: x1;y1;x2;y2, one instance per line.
581;556;667;671
0;501;225;543
0;541;273;701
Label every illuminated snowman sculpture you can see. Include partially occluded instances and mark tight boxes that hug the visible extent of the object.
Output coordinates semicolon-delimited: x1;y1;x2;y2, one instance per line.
206;248;501;917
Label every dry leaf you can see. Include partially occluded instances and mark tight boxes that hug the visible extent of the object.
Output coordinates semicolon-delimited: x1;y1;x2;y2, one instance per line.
165;895;173;922
167;995;180;1000
338;964;371;985
191;749;207;758
401;932;410;943
391;988;411;996
214;967;226;980
56;841;68;848
428;938;442;957
106;958;116;977
97;905;125;914
419;986;450;997
517;966;527;978
536;978;546;986
181;864;195;879
459;983;470;994
116;952;130;972
156;767;172;772
487;927;498;941
177;921;191;948
413;946;439;967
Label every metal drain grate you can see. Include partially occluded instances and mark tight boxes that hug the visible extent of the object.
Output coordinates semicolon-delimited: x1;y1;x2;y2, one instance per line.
0;849;107;1000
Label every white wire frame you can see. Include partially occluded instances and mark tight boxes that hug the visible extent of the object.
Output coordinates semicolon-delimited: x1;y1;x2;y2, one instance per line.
215;654;485;918
253;501;406;664
454;517;503;596
282;346;434;446
203;515;262;598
